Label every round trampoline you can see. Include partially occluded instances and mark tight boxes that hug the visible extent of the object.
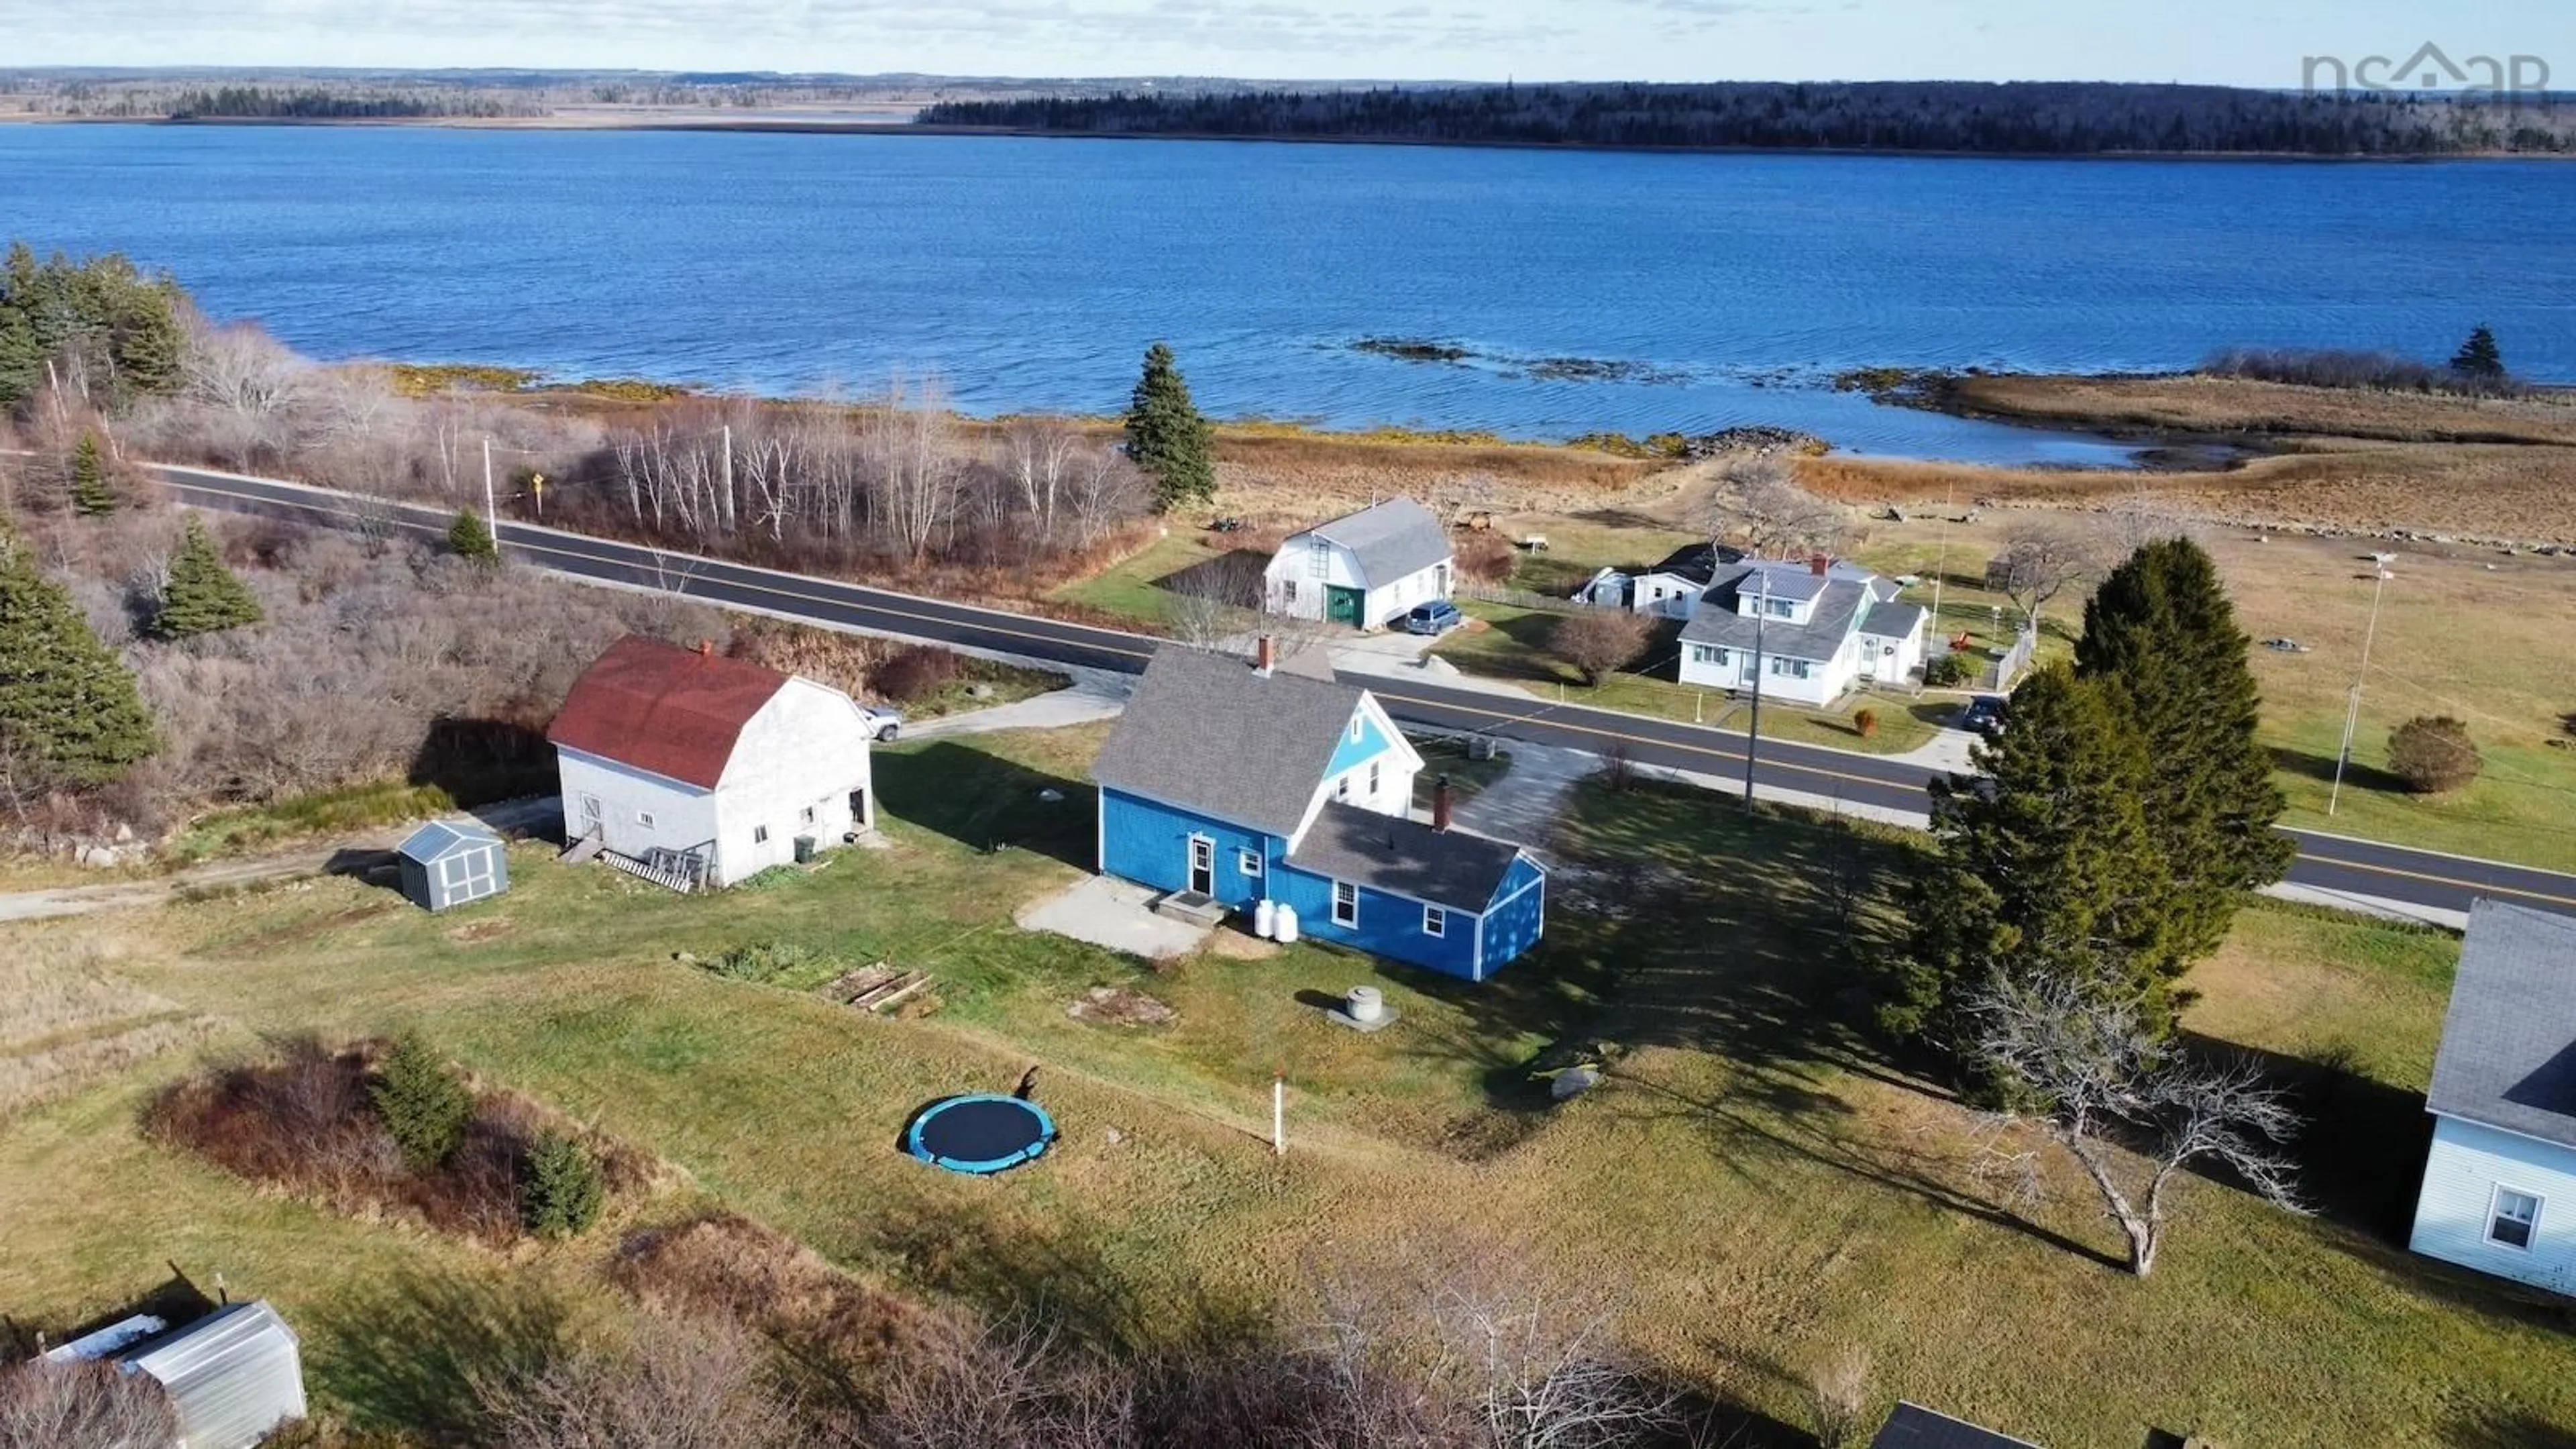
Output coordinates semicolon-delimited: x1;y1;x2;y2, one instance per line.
906;1094;1057;1175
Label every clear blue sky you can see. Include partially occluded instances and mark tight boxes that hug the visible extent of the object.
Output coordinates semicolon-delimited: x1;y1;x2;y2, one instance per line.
11;0;2568;88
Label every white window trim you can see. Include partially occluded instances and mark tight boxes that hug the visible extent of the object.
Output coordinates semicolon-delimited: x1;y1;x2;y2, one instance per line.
2488;1183;2544;1252
753;825;771;845
1423;904;1447;938
636;810;657;828
1239;848;1263;878
1368;761;1381;797
1348;715;1364;744
1336;775;1352;802
1331;881;1358;928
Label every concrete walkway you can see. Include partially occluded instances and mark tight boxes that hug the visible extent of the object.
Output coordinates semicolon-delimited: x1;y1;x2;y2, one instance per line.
0;796;562;924
1448;743;1597;862
907;665;1136;740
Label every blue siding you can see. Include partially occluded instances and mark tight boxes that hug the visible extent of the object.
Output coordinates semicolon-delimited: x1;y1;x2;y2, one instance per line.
1326;709;1395;777
1271;865;1483;980
1477;857;1547;977
1099;789;1276;908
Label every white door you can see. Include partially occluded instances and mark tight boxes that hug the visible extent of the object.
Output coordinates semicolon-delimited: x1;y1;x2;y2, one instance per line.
1187;836;1214;895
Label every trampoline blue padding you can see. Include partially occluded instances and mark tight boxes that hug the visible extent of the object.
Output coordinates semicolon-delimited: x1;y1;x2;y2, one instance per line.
907;1094;1057;1175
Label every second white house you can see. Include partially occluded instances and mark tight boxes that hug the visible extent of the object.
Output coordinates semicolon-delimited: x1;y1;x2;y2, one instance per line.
1263;498;1455;630
1673;555;1927;706
548;635;877;890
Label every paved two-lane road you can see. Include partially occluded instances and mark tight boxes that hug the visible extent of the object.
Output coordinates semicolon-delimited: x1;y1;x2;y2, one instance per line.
155;463;2576;924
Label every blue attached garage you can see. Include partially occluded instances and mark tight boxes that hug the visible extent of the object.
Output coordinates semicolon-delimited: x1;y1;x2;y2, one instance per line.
396;819;510;912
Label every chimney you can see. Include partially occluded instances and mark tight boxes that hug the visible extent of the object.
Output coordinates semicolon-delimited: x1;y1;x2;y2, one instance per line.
1809;552;1829;578
1432;774;1454;833
697;639;714;657
1254;635;1276;676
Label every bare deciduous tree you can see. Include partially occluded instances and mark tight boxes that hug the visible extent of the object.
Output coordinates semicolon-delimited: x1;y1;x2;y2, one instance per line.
1550;609;1654;686
0;1358;182;1449
1696;455;1847;559
1988;521;2101;629
476;1313;804;1449
1163;551;1263;648
1963;973;2307;1277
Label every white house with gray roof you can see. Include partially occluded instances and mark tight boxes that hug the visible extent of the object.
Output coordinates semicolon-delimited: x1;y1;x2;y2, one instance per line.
1263;498;1455;629
2411;901;2576;1294
1673;555;1927;706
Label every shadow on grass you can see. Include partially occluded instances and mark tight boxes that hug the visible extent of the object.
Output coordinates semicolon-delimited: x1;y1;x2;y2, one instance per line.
2448;1409;2576;1448
408;717;557;809
869;1206;1266;1358
2271;745;2406;795
1156;548;1269;602
3;1269;221;1360
875;741;1095;869
304;1267;570;1440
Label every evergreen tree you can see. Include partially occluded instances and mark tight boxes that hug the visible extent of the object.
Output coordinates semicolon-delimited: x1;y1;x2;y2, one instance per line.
371;1034;474;1170
2074;539;2292;961
1123;343;1218;513
1888;663;2182;1051
521;1131;606;1238
68;434;115;517
2450;323;2506;382
155;517;264;638
449;507;498;564
0;537;156;790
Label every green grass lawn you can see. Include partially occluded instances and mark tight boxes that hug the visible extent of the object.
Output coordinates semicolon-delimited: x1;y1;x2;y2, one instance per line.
5;728;2573;1444
1045;533;1228;627
1408;734;1514;810
1436;600;1945;755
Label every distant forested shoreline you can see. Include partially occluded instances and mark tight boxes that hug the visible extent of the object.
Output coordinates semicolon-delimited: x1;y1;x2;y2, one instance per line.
915;81;2576;156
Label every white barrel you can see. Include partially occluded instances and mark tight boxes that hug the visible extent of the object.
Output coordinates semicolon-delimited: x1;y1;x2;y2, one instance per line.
1274;904;1300;945
1346;987;1384;1024
1254;899;1278;939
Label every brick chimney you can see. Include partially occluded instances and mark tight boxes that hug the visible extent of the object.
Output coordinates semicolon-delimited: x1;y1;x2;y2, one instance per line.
1254;635;1276;676
1432;774;1454;833
697;639;714;656
1809;552;1829;578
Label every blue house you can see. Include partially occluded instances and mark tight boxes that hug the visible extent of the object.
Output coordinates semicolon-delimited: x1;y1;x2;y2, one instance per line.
1092;643;1546;981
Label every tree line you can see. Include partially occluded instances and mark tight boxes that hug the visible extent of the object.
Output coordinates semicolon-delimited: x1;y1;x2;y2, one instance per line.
0;244;189;415
918;81;2576;156
166;86;510;120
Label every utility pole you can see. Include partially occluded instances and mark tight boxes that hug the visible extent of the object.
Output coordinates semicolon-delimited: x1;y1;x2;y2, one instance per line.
482;437;499;546
719;423;735;531
1929;479;1952;664
1742;566;1770;810
2329;566;2395;816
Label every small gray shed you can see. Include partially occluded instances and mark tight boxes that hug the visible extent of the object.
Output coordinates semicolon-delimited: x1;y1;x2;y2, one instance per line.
44;1300;307;1449
396;818;509;912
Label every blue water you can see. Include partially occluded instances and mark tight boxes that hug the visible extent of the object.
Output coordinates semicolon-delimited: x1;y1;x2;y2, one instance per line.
5;125;2573;462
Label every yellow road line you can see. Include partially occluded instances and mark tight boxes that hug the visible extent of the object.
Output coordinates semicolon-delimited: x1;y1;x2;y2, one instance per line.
2289;849;2576;910
1363;687;1919;796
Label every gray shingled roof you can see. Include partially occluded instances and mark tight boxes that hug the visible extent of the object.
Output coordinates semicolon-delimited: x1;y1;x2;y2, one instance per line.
1285;802;1530;913
1681;572;1870;662
1093;646;1364;837
2427;900;2576;1148
1861;600;1929;639
1642;542;1745;586
1305;498;1452;588
1871;1403;2043;1449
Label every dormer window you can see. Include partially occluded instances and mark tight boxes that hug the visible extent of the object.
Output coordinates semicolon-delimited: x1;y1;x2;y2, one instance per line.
1768;598;1797;619
1348;715;1364;744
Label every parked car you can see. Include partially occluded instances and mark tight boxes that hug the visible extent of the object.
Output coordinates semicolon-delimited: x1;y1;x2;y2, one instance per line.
860;705;904;743
1404;600;1465;636
1958;695;2007;737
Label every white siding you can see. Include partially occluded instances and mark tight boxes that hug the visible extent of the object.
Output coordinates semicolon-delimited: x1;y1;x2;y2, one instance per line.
557;749;720;863
1265;540;1452;628
1287;695;1428;847
708;678;875;888
1674;645;1853;706
2410;1115;2576;1295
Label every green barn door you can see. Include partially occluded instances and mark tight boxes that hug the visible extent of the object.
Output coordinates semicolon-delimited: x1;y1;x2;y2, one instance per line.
1326;586;1364;626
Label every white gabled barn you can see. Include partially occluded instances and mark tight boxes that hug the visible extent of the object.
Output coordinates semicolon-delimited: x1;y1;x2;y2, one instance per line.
1263;498;1455;630
548;636;876;890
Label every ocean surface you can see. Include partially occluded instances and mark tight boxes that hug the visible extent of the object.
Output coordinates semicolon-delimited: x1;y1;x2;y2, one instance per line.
5;124;2572;463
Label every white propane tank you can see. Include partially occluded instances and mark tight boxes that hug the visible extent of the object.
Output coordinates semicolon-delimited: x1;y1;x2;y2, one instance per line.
1254;899;1278;939
1275;904;1301;945
1346;987;1385;1025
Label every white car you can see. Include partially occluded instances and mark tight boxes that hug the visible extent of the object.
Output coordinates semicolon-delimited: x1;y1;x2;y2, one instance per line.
860;706;904;743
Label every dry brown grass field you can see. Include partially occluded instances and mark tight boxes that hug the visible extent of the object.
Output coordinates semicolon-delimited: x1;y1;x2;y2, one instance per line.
1947;372;2576;447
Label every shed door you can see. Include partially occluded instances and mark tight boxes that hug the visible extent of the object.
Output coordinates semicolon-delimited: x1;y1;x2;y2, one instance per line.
1327;586;1364;627
442;847;498;904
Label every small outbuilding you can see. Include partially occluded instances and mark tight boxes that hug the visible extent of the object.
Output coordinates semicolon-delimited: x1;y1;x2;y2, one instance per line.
46;1300;308;1449
1263;498;1455;629
395;818;510;912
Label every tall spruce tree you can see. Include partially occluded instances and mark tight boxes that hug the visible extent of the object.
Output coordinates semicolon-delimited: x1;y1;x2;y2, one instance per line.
156;517;264;638
68;434;115;517
2075;538;2292;961
2450;323;2506;383
1889;663;2183;1050
0;537;156;790
1123;343;1217;513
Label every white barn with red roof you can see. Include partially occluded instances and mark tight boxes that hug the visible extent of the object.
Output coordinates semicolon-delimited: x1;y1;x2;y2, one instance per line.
547;636;877;890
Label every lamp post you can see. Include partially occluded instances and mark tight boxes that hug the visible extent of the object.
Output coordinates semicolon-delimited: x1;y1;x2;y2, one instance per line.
2328;566;2395;817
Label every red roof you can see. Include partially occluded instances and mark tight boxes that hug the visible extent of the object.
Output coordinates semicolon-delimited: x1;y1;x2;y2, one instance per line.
547;636;790;790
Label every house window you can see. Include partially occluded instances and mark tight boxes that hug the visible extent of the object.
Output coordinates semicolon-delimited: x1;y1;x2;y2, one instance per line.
1348;716;1364;744
1283;580;1298;604
1767;598;1796;619
1423;905;1447;938
1689;645;1731;668
1368;761;1381;798
1769;657;1812;680
1332;881;1358;928
636;810;656;828
754;825;770;845
2490;1186;2543;1250
801;805;817;826
1239;848;1263;879
1336;775;1352;802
